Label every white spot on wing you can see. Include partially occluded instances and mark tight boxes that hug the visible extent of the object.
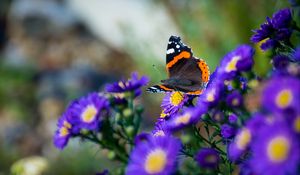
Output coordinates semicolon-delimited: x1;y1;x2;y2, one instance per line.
166;48;175;54
176;45;180;48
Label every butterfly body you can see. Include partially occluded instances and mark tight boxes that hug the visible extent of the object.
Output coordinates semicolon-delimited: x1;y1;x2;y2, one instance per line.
147;36;210;95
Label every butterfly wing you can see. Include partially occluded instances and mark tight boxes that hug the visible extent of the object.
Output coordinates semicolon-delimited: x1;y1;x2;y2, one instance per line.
147;35;210;95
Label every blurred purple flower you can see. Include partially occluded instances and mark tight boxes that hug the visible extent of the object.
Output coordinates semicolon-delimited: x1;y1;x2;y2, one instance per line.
229;113;238;124
106;72;149;97
272;55;289;70
221;124;236;139
249;121;300;175
160;91;188;118
165;108;203;131
226;91;243;108
70;92;109;130
152;120;170;137
262;76;300;114
228;113;267;161
218;45;254;80
195;148;220;169
271;8;292;29
197;73;225;109
251;8;292;51
126;135;181;175
212;110;225;123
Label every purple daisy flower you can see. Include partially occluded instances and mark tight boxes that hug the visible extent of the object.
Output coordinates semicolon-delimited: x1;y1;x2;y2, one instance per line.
197;74;225;109
251;8;292;51
106;72;149;97
226;91;243;108
249;121;300;175
221;124;236;139
271;8;292;29
272;55;289;70
165;108;203;131
218;45;254;80
70;92;109;130
53;113;74;150
160;91;188;118
211;110;225;123
228;113;267;161
262;76;300;114
126;135;181;175
228;113;238;124
195;148;220;169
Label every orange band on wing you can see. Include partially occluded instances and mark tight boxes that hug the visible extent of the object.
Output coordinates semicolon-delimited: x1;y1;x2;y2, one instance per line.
187;90;203;95
166;51;191;69
159;85;173;91
198;60;210;83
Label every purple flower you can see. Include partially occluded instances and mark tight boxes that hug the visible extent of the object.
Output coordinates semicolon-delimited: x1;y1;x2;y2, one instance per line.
262;76;300;114
228;113;238;124
271;8;292;29
228;113;267;161
160;91;188;118
126;135;181;175
53;113;74;150
249;121;300;175
226;91;243;108
152;120;170;137
211;110;225;123
105;72;149;97
218;45;254;80
221;124;236;139
251;8;292;51
293;46;300;62
197;73;225;109
272;55;289;70
165;108;203;131
70;92;109;130
195;148;220;169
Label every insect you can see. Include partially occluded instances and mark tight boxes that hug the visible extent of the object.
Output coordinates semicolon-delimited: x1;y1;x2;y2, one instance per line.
147;35;210;95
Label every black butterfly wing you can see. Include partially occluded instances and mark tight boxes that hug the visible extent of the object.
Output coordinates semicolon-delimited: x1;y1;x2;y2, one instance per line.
165;36;210;94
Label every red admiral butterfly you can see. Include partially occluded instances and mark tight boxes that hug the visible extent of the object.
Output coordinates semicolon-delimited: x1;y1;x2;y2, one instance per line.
147;35;210;95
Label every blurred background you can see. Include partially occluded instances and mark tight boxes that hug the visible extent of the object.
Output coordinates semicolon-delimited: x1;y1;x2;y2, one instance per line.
0;0;289;174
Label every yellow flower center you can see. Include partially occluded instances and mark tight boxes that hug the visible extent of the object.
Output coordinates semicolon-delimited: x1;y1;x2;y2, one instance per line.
225;56;241;72
267;136;290;163
206;90;215;102
175;113;191;125
145;149;167;174
59;126;69;137
81;105;97;123
232;98;239;106
205;155;217;163
236;128;251;150
153;130;165;137
170;92;184;106
275;89;293;109
294;116;300;133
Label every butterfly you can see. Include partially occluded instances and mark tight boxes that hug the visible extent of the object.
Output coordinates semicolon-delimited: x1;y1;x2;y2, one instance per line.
147;35;210;95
